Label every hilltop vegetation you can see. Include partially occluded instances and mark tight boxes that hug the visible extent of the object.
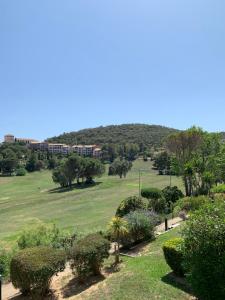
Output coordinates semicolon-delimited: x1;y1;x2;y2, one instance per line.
47;124;178;148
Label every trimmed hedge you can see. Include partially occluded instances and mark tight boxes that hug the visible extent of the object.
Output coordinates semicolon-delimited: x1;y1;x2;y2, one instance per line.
163;238;184;276
115;196;146;217
141;187;162;200
10;246;66;296
69;233;110;282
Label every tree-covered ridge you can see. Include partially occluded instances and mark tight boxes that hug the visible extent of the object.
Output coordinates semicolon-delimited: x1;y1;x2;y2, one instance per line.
46;124;179;147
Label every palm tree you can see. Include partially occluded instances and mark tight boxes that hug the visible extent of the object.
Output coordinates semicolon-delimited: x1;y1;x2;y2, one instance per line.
108;217;128;264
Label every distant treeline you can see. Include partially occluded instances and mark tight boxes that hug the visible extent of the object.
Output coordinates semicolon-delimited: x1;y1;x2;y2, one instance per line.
46;124;179;149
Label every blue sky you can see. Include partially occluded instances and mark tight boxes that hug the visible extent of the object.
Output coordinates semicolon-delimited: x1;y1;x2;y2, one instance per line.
0;0;225;141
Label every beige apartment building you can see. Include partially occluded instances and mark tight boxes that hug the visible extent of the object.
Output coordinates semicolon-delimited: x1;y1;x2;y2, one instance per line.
4;134;102;157
4;134;38;144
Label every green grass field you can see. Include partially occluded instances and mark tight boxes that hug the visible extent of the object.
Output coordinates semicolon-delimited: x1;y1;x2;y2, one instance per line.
0;160;182;243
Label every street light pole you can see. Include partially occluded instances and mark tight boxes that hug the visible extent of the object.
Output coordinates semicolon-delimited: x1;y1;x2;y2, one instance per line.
139;169;141;197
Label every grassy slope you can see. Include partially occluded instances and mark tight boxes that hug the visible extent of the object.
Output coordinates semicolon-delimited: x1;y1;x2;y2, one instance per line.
0;160;182;243
86;227;192;300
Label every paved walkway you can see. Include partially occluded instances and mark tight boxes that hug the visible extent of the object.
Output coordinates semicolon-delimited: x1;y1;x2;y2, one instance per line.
156;216;183;234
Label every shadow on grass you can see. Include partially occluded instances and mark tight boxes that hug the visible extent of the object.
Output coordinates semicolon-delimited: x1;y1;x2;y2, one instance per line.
48;182;102;194
61;274;105;298
161;272;193;296
9;291;59;300
62;264;119;298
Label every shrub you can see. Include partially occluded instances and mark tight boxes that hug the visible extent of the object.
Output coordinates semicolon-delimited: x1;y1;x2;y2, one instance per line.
124;211;155;245
211;184;225;194
182;202;225;300
115;196;146;217
10;246;66;296
17;223;75;250
69;233;110;282
141;187;166;213
162;186;184;204
0;248;11;279
173;195;211;215
163;238;184;277
16;167;26;176
141;187;162;200
149;197;167;213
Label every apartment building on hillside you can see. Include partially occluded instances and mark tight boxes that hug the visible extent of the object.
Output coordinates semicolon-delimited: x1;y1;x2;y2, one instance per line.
4;134;102;157
4;134;38;144
29;142;101;157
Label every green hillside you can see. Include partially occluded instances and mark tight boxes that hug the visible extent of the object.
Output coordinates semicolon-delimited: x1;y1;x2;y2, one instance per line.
47;124;178;147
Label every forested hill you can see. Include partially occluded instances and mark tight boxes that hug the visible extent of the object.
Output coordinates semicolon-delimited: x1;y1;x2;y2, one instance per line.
46;124;179;148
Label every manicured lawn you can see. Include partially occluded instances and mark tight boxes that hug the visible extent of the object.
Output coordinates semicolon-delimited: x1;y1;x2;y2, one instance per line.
0;160;182;243
86;227;192;300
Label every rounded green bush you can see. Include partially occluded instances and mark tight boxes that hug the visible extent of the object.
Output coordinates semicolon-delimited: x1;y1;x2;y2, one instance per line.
163;238;184;276
182;202;225;300
115;196;146;217
141;187;162;200
10;246;66;296
69;233;110;282
16;167;26;176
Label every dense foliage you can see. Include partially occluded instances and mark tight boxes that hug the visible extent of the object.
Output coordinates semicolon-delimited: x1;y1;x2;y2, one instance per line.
108;158;132;178
163;238;184;276
173;195;211;215
124;211;155;244
182;202;225;300
141;187;162;200
17;223;76;250
141;187;166;213
153;151;171;175
115;196;146;217
52;154;105;187
211;183;225;193
69;233;110;282
162;186;184;205
10;246;66;296
47;124;178;149
0;246;13;279
0;142;59;176
166;127;225;196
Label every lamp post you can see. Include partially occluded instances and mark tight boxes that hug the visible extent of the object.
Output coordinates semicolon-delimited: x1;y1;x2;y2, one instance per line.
139;169;141;197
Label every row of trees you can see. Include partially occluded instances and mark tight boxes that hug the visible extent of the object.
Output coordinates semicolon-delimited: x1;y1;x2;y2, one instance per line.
166;127;225;196
0;142;61;176
101;143;140;162
52;154;105;187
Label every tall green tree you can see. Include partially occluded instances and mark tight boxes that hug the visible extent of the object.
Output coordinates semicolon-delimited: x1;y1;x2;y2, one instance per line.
82;158;105;184
108;159;132;178
166;127;220;196
1;150;18;175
